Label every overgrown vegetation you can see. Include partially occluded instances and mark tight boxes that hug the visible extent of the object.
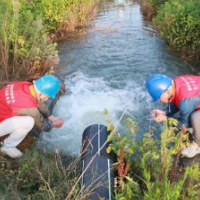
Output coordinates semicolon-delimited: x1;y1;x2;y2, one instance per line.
107;118;200;199
0;0;98;87
31;0;97;33
0;148;85;200
141;0;200;61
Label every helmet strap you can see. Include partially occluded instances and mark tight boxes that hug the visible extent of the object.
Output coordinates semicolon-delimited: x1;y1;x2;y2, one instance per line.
38;93;49;102
39;93;42;102
167;91;171;113
168;101;171;113
33;82;42;101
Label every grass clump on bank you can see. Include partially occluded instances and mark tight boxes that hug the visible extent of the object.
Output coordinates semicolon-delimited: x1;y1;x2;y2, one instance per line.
0;148;84;200
141;0;200;61
0;0;98;87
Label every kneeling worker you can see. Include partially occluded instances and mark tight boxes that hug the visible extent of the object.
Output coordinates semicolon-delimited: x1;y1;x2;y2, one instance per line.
146;74;200;158
0;75;64;158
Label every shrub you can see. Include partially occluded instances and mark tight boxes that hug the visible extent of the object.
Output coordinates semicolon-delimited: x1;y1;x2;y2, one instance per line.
153;0;200;56
30;0;98;33
151;0;169;7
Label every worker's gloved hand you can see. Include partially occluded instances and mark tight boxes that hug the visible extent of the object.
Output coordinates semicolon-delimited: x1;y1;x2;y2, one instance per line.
151;109;167;123
52;118;64;128
48;115;64;128
151;109;166;118
48;115;57;122
154;114;167;123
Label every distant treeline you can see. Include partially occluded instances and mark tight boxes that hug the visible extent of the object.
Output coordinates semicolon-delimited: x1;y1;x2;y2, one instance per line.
0;0;98;83
142;0;200;61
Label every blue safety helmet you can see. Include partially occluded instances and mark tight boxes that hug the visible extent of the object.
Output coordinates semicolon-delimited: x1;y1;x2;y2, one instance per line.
35;75;60;99
146;74;172;102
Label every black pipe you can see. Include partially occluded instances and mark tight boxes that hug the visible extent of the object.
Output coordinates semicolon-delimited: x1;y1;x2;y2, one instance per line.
82;124;114;160
81;156;114;200
81;124;115;200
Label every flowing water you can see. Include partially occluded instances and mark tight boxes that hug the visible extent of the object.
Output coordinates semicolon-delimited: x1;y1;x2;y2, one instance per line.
38;0;200;155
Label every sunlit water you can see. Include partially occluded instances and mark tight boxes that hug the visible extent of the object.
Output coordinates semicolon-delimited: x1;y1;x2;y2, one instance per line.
38;0;199;155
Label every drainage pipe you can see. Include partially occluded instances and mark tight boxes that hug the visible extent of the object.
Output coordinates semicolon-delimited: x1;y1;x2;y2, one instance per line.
81;124;115;200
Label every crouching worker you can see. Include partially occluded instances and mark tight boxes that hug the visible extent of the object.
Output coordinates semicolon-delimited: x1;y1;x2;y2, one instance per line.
146;74;200;158
0;75;64;158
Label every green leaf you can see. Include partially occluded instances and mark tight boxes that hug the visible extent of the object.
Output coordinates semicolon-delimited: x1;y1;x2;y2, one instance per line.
119;197;127;200
125;176;134;183
104;108;108;115
107;125;114;132
106;146;112;154
126;148;134;154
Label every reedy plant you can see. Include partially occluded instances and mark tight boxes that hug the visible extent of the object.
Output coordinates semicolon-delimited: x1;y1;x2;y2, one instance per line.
140;119;191;200
106;117;142;199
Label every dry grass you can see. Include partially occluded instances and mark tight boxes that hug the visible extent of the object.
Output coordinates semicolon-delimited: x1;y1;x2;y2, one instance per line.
140;0;157;21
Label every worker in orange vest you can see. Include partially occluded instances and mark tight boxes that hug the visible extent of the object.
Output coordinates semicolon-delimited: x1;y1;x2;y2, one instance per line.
146;74;200;158
0;75;64;158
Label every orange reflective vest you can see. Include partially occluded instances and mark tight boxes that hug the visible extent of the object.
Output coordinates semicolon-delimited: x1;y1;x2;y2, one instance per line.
171;75;200;110
0;81;37;122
